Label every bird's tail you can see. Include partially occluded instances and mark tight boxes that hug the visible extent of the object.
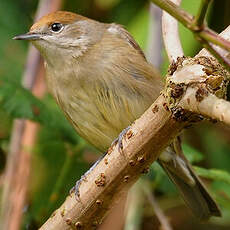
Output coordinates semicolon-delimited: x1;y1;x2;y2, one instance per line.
158;141;221;220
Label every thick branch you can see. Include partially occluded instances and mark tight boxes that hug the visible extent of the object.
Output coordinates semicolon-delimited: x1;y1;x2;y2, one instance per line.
39;95;186;230
165;56;230;126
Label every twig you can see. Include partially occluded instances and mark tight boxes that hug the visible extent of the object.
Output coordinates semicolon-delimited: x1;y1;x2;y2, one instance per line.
151;0;193;29
162;0;183;62
193;0;211;28
198;25;230;58
0;1;62;230
179;88;230;126
151;0;230;70
147;3;163;67
199;28;230;52
143;181;173;230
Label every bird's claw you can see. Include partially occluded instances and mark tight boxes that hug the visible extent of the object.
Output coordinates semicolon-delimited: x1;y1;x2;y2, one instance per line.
111;126;131;153
70;127;131;199
69;152;107;200
70;175;86;201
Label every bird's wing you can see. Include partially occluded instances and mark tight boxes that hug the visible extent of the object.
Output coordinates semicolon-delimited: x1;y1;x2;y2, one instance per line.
107;23;146;60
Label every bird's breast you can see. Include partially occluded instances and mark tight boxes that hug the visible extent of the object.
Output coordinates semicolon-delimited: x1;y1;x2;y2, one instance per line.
44;51;161;152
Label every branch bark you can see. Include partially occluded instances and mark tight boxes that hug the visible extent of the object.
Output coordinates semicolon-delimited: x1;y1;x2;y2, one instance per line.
165;56;229;126
38;53;230;230
179;88;230;126
182;25;230;125
39;95;187;230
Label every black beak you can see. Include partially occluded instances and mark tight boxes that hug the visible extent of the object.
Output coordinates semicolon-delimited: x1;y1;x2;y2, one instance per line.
13;33;42;41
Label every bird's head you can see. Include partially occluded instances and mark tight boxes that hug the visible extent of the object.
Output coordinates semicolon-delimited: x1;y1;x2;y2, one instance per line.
14;11;106;62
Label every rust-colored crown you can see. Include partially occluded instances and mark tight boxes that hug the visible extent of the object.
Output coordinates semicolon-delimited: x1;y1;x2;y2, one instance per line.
30;11;87;31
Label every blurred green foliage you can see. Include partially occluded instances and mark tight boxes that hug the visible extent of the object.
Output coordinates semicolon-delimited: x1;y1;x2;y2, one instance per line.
0;0;230;229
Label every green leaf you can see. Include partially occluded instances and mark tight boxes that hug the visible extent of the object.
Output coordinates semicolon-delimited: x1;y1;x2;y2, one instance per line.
0;76;78;144
194;166;230;184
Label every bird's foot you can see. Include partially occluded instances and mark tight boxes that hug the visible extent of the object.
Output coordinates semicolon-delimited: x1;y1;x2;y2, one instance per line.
70;152;107;200
111;126;131;153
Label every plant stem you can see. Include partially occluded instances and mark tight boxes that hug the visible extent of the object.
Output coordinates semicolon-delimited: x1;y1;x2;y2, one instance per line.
200;39;230;72
193;0;211;28
199;29;230;52
150;0;193;28
150;0;230;68
46;142;85;215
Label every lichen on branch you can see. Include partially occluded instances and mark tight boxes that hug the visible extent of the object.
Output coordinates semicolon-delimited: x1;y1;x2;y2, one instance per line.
164;56;230;124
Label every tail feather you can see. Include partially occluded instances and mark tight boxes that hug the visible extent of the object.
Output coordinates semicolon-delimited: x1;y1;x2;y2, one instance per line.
158;145;221;220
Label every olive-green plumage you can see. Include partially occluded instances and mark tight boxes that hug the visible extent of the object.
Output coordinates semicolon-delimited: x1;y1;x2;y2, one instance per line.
15;11;221;219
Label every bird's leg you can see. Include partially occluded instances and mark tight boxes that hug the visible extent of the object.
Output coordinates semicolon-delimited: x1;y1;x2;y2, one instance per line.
70;152;107;200
169;136;183;167
111;126;131;152
70;126;131;200
173;136;183;155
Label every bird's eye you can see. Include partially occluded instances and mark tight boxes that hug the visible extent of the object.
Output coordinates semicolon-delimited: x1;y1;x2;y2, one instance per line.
50;23;63;32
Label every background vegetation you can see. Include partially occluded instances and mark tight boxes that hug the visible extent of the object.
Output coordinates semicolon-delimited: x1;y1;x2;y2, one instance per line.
0;0;230;229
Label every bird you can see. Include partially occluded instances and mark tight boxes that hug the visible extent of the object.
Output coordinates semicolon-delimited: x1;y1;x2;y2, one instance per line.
14;11;221;220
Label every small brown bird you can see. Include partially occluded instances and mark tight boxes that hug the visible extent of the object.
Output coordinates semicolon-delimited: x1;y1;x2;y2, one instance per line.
14;11;221;219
